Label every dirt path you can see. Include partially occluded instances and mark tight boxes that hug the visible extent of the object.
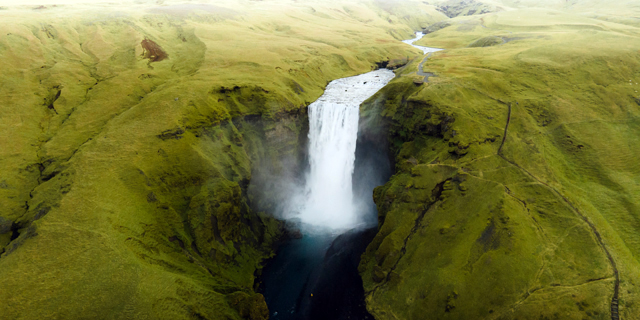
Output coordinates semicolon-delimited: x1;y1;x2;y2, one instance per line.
497;102;620;320
417;53;437;82
497;102;511;154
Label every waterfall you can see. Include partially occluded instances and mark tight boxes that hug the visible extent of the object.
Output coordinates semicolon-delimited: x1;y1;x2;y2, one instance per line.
302;96;360;229
291;69;395;231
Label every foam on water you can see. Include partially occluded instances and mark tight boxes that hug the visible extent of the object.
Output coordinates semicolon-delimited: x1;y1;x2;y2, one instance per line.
288;69;395;231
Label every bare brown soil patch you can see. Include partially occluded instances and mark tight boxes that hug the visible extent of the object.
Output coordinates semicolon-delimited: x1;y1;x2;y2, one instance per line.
141;38;168;62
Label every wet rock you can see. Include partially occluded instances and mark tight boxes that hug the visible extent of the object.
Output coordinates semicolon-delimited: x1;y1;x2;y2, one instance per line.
375;61;389;69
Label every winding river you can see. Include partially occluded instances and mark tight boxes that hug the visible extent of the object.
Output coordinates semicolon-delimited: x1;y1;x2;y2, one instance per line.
402;31;443;54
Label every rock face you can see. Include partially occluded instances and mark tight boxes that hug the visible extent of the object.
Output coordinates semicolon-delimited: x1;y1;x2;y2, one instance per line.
423;21;452;35
246;109;310;218
359;6;640;319
0;1;444;319
434;0;499;18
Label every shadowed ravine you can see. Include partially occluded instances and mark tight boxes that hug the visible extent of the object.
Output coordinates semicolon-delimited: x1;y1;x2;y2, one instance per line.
260;33;435;320
260;69;396;319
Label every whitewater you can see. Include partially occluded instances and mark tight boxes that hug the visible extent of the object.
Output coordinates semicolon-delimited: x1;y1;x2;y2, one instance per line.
289;69;395;230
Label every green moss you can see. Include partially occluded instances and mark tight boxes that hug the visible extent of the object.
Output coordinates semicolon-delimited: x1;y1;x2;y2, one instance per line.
228;292;269;320
468;36;503;47
0;231;10;252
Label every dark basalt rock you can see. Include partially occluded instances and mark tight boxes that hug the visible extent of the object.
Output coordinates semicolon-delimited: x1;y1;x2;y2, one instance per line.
374;61;389;69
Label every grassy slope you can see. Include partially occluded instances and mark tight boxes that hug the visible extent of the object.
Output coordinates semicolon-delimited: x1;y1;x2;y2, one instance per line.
360;4;640;320
0;1;446;319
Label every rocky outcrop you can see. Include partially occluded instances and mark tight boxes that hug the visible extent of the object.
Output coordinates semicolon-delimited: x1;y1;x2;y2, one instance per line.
434;0;499;18
423;21;452;34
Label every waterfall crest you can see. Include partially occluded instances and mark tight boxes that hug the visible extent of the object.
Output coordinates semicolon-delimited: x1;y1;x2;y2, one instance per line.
291;69;395;231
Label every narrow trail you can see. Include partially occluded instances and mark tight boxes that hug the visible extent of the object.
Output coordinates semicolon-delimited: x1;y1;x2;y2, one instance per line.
497;102;511;155
497;102;620;320
417;53;436;82
366;179;450;298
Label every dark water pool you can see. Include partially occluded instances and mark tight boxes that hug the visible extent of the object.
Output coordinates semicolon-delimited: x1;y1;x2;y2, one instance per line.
260;228;376;320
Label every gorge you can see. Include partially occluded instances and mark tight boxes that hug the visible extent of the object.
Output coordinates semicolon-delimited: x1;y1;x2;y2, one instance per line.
259;33;448;319
261;69;394;319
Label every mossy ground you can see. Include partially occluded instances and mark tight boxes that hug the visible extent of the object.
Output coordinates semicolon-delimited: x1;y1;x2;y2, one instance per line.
0;1;445;319
360;2;640;319
3;0;640;319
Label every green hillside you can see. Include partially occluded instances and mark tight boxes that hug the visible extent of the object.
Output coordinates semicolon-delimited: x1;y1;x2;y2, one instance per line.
2;0;640;319
0;1;443;319
359;2;640;319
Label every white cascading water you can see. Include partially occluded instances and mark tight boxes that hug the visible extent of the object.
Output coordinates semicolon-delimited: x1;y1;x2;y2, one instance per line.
291;69;395;231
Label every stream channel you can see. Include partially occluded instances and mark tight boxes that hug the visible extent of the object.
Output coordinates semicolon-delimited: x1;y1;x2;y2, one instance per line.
259;32;440;320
